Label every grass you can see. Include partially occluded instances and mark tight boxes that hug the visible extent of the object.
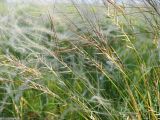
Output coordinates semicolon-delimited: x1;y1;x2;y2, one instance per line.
0;0;160;120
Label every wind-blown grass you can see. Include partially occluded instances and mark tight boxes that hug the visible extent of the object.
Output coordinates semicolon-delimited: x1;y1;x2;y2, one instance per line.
0;0;160;119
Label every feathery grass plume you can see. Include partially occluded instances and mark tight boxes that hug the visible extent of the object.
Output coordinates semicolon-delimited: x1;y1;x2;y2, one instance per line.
0;0;160;119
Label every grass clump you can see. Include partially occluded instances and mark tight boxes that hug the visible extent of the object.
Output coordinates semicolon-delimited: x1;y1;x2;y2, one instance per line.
0;0;160;119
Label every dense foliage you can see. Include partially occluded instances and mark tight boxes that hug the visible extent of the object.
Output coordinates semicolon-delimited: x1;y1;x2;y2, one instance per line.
0;0;160;119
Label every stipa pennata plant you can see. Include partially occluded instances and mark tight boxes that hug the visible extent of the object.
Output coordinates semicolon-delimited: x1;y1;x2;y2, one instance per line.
0;0;160;120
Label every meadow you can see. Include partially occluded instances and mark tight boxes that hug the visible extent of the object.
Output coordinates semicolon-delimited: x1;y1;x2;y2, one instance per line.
0;0;160;119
